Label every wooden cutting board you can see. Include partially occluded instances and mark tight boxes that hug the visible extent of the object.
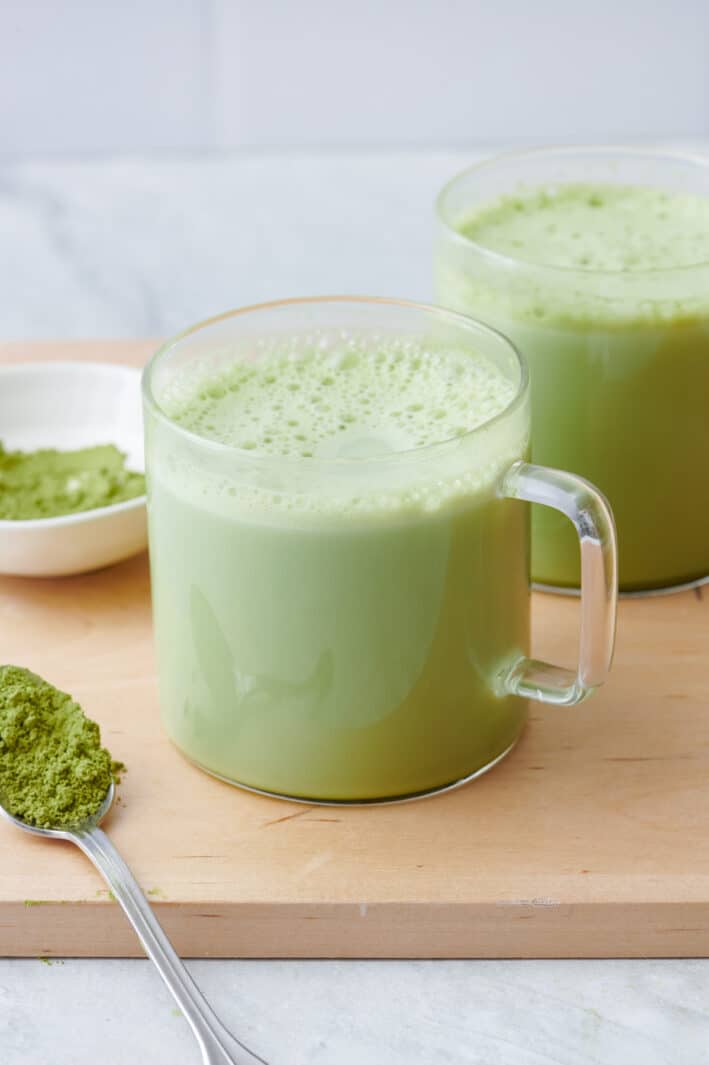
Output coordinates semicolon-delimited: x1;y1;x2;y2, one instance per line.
0;340;708;960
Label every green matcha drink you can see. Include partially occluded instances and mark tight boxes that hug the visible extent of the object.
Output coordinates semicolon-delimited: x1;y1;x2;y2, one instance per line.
144;300;616;803
436;149;709;592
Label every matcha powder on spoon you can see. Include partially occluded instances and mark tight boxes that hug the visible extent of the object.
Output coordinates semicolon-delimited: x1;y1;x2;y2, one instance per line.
0;666;122;828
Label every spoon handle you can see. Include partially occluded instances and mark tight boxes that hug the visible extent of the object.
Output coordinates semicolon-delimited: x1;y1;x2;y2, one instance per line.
73;826;267;1065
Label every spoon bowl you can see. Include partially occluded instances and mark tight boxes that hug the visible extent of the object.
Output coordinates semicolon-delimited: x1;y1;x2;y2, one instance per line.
0;780;116;839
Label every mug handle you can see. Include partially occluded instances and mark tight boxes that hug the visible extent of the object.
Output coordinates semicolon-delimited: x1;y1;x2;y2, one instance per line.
501;461;618;707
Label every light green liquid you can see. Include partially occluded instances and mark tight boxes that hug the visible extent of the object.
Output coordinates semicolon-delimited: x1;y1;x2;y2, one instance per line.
437;183;709;591
147;340;529;801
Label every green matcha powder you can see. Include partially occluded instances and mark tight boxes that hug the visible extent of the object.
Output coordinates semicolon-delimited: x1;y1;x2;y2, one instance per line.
0;666;122;828
0;442;145;520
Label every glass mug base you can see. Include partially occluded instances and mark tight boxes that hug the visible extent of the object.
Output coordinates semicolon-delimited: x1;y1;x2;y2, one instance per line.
535;572;709;600
174;737;523;807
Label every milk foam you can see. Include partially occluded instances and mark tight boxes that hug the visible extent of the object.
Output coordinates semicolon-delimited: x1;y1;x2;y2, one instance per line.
442;183;709;328
461;183;709;272
154;335;526;521
162;337;515;459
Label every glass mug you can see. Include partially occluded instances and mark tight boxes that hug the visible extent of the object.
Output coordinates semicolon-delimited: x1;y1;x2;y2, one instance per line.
143;297;617;804
435;147;709;594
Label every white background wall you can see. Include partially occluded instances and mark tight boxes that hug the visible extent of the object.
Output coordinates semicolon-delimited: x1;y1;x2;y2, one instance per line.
1;0;708;158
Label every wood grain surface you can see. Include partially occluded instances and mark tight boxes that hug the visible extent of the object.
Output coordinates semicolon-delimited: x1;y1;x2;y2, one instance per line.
0;341;708;959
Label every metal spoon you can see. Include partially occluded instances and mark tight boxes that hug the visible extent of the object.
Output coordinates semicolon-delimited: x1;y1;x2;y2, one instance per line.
0;782;267;1065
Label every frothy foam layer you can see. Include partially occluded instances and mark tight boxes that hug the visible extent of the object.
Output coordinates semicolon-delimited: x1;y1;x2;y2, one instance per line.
153;336;526;522
162;338;516;459
460;183;709;272
440;182;709;327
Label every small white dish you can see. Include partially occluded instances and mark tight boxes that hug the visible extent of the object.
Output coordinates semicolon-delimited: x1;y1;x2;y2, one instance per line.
0;361;147;577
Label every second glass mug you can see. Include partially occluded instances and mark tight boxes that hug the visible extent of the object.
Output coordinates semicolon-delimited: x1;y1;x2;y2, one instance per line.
435;147;709;594
143;297;617;804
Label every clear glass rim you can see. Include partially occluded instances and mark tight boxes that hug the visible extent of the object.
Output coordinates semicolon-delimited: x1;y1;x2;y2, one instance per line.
435;144;709;277
142;295;529;471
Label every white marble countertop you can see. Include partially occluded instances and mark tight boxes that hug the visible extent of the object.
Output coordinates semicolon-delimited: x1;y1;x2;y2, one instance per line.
2;956;708;1064
0;149;461;340
1;146;709;1064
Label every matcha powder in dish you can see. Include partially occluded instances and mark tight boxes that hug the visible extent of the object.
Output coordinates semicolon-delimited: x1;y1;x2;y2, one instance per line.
0;441;145;520
0;666;122;828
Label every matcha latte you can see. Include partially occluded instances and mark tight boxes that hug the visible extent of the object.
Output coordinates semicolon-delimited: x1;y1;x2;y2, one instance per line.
436;150;709;592
144;300;616;802
144;302;541;801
